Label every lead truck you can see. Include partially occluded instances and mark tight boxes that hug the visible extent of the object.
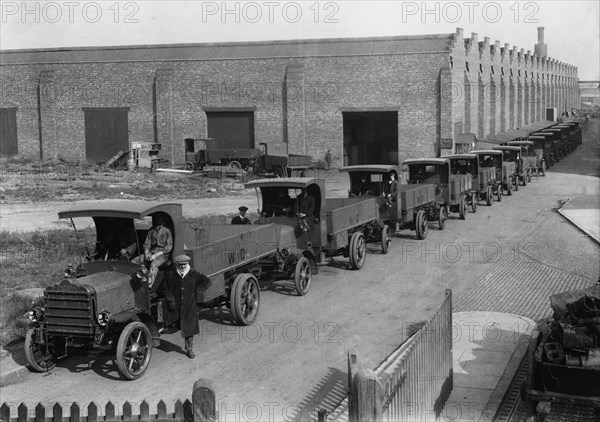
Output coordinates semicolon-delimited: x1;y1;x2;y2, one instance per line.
25;201;312;380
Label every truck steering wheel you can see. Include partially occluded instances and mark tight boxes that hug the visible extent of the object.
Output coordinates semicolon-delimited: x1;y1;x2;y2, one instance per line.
263;204;288;217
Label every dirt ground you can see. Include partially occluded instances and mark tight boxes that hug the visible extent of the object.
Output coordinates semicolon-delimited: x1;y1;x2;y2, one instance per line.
0;164;348;233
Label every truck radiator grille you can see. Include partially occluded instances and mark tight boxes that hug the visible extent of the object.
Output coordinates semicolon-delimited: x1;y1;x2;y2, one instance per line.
45;286;95;337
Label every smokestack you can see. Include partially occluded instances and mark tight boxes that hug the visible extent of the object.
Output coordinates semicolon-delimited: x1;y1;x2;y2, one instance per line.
535;27;547;57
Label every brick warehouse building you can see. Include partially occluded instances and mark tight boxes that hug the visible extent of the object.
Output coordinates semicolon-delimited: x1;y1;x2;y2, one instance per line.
0;27;579;167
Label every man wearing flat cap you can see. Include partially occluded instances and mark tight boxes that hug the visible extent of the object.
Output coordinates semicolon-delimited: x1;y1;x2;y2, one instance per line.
231;206;252;225
157;254;211;359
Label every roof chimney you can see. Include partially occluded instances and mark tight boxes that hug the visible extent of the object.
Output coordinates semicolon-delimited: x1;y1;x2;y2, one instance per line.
535;27;547;57
537;27;545;44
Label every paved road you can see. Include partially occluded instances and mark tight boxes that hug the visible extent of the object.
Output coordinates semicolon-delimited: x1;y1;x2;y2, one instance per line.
2;121;598;422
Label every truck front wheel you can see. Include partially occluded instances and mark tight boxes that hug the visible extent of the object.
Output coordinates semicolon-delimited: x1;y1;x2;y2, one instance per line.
486;186;493;206
380;224;392;254
116;322;153;380
25;328;57;372
294;257;312;296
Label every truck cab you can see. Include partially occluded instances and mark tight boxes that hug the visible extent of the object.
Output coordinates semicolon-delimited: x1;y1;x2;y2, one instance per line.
26;202;185;380
492;145;521;194
403;158;472;222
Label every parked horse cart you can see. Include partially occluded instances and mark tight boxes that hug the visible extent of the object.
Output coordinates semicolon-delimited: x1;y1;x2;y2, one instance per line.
403;158;472;229
25;201;312;380
245;177;387;270
339;165;437;239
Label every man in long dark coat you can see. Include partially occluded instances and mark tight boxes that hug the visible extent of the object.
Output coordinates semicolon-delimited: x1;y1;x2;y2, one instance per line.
158;254;211;359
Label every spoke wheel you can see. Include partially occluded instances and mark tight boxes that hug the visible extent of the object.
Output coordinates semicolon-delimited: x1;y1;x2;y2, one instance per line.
438;206;446;230
349;232;366;270
294;257;312;296
116;322;153;380
471;194;477;213
184;162;195;171
228;161;242;170
25;328;56;372
230;273;260;325
459;196;467;220
415;210;428;240
380;224;391;254
486;186;493;206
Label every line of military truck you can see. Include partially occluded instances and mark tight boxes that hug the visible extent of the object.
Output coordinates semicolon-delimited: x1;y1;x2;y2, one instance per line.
23;120;582;380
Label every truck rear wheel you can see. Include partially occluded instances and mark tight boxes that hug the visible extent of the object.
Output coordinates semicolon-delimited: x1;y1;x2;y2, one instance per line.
116;322;153;380
496;187;502;202
230;273;260;325
294;257;312;296
415;210;428;240
541;161;546;176
471;194;477;213
459;196;467;220
349;232;366;270
506;180;512;196
514;177;519;191
25;328;57;372
380;224;391;254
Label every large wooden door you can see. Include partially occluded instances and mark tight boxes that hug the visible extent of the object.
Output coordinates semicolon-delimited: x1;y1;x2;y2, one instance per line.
206;111;254;149
0;108;18;157
84;108;129;163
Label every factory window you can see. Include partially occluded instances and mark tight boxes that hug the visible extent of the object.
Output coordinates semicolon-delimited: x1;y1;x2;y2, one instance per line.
479;64;483;73
0;108;18;157
491;66;495;75
510;69;513;77
518;70;521;77
465;62;470;72
450;57;453;69
501;67;505;76
83;108;130;163
206;111;255;149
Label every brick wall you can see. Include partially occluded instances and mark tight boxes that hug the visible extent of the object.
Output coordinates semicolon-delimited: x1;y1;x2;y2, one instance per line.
0;31;580;163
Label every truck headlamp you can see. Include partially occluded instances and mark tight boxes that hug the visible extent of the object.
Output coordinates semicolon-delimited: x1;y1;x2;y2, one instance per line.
97;311;112;327
28;307;45;322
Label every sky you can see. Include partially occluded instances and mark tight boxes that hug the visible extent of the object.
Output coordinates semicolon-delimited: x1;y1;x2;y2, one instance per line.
1;0;599;79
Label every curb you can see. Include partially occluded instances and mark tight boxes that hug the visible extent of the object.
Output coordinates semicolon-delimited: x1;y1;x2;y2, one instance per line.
558;197;600;244
0;344;29;388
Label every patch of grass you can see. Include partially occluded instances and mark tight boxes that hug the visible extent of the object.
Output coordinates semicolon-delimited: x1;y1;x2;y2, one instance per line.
0;227;95;346
0;295;44;346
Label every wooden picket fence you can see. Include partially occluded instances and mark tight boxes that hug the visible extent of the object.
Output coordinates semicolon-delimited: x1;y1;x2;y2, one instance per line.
327;289;453;422
0;380;216;422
